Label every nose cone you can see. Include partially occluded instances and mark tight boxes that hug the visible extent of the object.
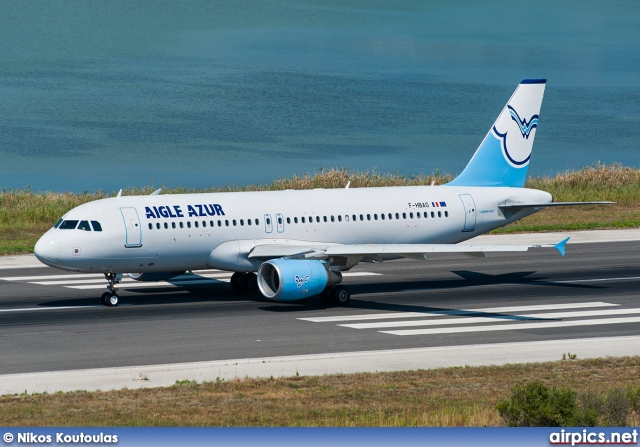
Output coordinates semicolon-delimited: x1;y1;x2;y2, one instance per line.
34;232;61;267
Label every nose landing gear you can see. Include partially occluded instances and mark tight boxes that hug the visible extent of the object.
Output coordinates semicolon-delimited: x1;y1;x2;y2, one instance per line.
101;273;123;306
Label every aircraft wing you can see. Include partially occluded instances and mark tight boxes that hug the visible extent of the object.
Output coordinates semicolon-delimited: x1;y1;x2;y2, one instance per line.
248;237;569;261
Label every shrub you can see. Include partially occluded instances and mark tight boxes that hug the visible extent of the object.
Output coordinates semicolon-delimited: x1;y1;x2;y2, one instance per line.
497;381;596;426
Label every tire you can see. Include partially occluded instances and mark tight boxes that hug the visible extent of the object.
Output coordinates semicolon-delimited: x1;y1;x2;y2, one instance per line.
105;293;119;307
230;272;245;293
244;273;258;292
331;286;350;306
100;292;111;306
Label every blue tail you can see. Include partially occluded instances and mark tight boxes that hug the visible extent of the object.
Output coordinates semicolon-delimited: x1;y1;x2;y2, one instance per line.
447;79;546;188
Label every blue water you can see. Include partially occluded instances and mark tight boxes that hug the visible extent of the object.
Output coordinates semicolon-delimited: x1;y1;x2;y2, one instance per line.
1;1;639;192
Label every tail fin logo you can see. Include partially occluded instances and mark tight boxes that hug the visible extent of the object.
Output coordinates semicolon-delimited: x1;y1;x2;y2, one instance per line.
508;106;538;139
493;104;539;167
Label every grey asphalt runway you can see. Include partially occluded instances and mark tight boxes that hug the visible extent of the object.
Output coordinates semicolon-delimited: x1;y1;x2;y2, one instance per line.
1;230;640;393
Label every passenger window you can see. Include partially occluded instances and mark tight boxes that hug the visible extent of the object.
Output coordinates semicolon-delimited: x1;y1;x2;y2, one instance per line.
331;215;335;222
301;217;306;223
239;219;244;226
202;221;207;228
360;214;364;221
438;211;442;218
233;219;237;226
59;220;79;230
388;213;392;220
180;222;184;228
278;217;282;225
338;215;342;222
164;222;168;229
218;220;222;227
316;216;320;223
402;213;406;219
255;219;259;225
323;216;327;223
423;212;428;218
148;223;153;230
445;211;449;217
247;219;252;226
410;212;414;219
352;215;356;222
395;213;400;219
91;221;102;231
366;214;371;221
156;223;161;229
416;212;420;219
381;214;385;220
187;222;191;228
210;220;214;227
172;222;176;229
286;217;291;224
374;214;378;220
225;220;229;227
431;211;435;218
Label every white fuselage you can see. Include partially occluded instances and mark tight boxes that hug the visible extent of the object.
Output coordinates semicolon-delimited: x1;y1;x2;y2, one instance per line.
34;185;551;274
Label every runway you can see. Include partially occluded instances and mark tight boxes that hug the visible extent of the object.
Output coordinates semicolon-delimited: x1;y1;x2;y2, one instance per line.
1;230;640;393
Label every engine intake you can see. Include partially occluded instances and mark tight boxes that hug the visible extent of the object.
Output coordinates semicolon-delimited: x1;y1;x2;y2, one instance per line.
257;259;342;301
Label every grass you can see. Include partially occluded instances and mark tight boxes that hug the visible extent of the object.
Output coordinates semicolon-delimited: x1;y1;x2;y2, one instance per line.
1;356;639;426
1;163;639;255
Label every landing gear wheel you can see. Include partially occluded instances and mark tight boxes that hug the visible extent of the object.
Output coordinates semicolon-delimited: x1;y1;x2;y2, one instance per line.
320;287;333;305
331;285;350;306
230;272;245;293
104;292;119;307
244;273;258;293
100;292;111;306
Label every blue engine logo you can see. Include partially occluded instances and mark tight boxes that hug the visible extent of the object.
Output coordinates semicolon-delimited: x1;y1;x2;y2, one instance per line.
295;275;310;288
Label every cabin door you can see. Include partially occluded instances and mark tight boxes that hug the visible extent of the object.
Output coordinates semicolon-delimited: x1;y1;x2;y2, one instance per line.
459;194;476;232
120;207;142;247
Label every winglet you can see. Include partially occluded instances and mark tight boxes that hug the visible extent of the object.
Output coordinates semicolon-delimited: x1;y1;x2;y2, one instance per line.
554;237;570;257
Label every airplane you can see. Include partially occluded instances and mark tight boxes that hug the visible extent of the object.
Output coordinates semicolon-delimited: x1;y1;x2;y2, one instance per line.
34;79;611;307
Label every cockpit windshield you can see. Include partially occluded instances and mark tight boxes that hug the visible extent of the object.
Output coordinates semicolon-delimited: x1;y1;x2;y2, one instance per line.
58;220;79;230
56;219;103;231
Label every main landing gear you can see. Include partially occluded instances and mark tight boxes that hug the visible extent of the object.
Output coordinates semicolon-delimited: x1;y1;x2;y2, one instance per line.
101;273;122;307
230;272;259;294
321;285;351;306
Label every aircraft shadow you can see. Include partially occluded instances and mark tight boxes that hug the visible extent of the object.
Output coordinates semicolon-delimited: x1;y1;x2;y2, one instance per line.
36;269;603;309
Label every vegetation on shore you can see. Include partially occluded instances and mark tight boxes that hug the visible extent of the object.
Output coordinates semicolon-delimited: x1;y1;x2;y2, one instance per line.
1;356;639;426
1;163;638;255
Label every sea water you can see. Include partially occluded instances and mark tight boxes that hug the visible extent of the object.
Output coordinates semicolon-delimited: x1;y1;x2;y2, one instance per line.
0;0;638;192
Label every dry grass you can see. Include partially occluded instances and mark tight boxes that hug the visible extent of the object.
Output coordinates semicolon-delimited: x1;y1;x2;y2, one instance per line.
1;164;638;255
1;357;639;426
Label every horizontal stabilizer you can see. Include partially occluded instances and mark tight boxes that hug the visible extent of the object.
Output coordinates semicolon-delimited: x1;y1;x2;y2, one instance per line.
499;201;614;210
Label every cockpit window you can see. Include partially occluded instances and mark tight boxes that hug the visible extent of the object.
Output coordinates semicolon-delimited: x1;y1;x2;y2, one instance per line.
91;221;102;232
54;218;63;229
58;220;79;230
78;221;91;231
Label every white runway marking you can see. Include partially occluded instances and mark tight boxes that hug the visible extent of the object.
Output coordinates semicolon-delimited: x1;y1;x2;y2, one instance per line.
341;308;640;329
0;270;379;291
382;316;640;336
300;301;640;337
298;302;617;323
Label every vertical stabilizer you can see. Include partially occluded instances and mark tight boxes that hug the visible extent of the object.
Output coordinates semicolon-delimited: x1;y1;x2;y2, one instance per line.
447;79;546;187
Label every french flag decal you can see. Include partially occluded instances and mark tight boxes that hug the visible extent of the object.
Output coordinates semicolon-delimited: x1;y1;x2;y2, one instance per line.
431;202;447;208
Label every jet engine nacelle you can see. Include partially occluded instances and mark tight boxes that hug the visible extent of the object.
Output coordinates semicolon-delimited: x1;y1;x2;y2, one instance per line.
257;259;342;301
127;271;185;282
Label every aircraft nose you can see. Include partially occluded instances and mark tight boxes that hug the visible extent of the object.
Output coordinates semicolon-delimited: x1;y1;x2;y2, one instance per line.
34;233;61;267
